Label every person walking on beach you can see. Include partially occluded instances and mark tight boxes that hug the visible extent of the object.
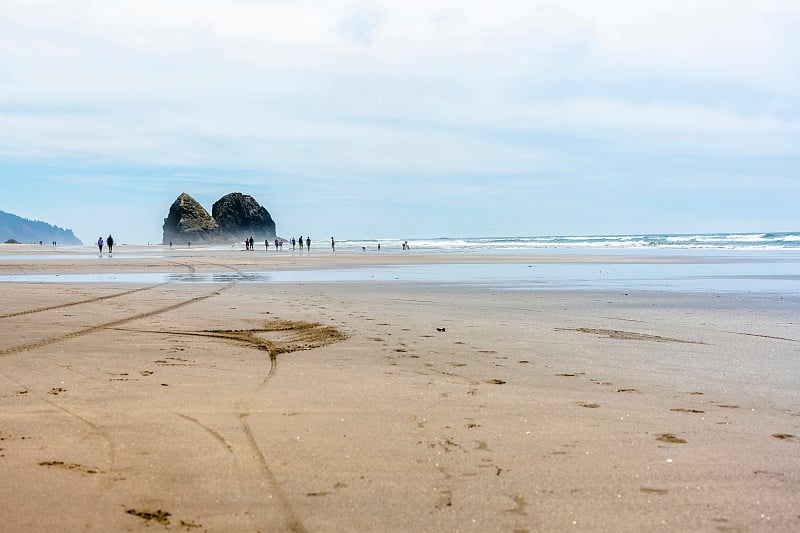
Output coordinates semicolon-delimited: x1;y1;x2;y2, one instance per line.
106;234;114;254
97;236;104;253
306;236;311;251
331;236;335;252
299;236;303;251
291;237;296;251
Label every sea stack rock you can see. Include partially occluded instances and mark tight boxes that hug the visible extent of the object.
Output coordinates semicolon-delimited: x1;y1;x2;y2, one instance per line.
162;193;220;244
212;192;276;241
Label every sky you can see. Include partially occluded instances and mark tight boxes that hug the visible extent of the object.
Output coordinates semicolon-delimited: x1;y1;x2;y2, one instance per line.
1;0;799;245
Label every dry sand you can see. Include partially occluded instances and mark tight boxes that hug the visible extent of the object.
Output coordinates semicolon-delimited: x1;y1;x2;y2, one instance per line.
0;246;798;532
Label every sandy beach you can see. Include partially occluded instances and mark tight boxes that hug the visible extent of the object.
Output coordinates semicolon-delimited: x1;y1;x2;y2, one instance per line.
1;245;798;532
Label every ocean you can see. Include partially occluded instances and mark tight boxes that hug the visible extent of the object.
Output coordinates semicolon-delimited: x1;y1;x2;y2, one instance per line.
337;232;800;253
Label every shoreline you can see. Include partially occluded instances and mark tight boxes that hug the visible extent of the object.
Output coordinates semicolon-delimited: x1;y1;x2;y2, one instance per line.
2;247;799;298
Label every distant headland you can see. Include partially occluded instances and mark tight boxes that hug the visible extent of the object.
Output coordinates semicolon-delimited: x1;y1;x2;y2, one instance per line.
162;192;276;244
0;209;83;245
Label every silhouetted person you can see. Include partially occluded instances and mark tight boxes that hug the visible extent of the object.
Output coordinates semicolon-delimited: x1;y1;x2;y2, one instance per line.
331;236;335;252
306;237;311;250
107;234;114;254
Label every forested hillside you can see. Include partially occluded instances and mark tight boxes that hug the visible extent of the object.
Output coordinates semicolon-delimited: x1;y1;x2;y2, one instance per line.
0;209;82;245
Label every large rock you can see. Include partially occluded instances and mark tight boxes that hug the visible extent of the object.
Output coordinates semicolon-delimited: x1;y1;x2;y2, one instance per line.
212;193;276;241
162;193;219;244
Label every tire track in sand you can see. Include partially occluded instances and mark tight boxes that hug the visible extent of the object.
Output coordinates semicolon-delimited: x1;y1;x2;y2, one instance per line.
2;263;322;531
112;321;346;531
0;368;118;531
1;262;235;530
0;283;172;320
0;260;197;320
239;412;308;533
0;284;234;357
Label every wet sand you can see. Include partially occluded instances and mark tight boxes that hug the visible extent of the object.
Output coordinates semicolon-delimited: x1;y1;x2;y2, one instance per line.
0;246;799;531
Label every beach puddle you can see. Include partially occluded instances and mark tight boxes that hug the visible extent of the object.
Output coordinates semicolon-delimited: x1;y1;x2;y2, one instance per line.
1;260;799;296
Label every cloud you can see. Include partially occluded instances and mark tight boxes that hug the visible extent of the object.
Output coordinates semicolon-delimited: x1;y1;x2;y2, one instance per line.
1;0;799;177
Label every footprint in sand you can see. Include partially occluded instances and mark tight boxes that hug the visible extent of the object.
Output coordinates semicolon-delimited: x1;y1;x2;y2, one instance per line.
39;461;103;474
640;487;668;495
656;433;687;444
503;494;528;515
125;509;171;526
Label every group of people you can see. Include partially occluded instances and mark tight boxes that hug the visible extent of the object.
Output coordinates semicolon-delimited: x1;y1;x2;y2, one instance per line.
263;238;284;251
244;236;409;252
290;236;312;251
247;236;313;251
96;234;114;253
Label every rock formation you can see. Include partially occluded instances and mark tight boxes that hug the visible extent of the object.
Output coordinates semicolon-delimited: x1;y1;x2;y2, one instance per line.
161;193;219;244
212;193;276;242
161;192;276;244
